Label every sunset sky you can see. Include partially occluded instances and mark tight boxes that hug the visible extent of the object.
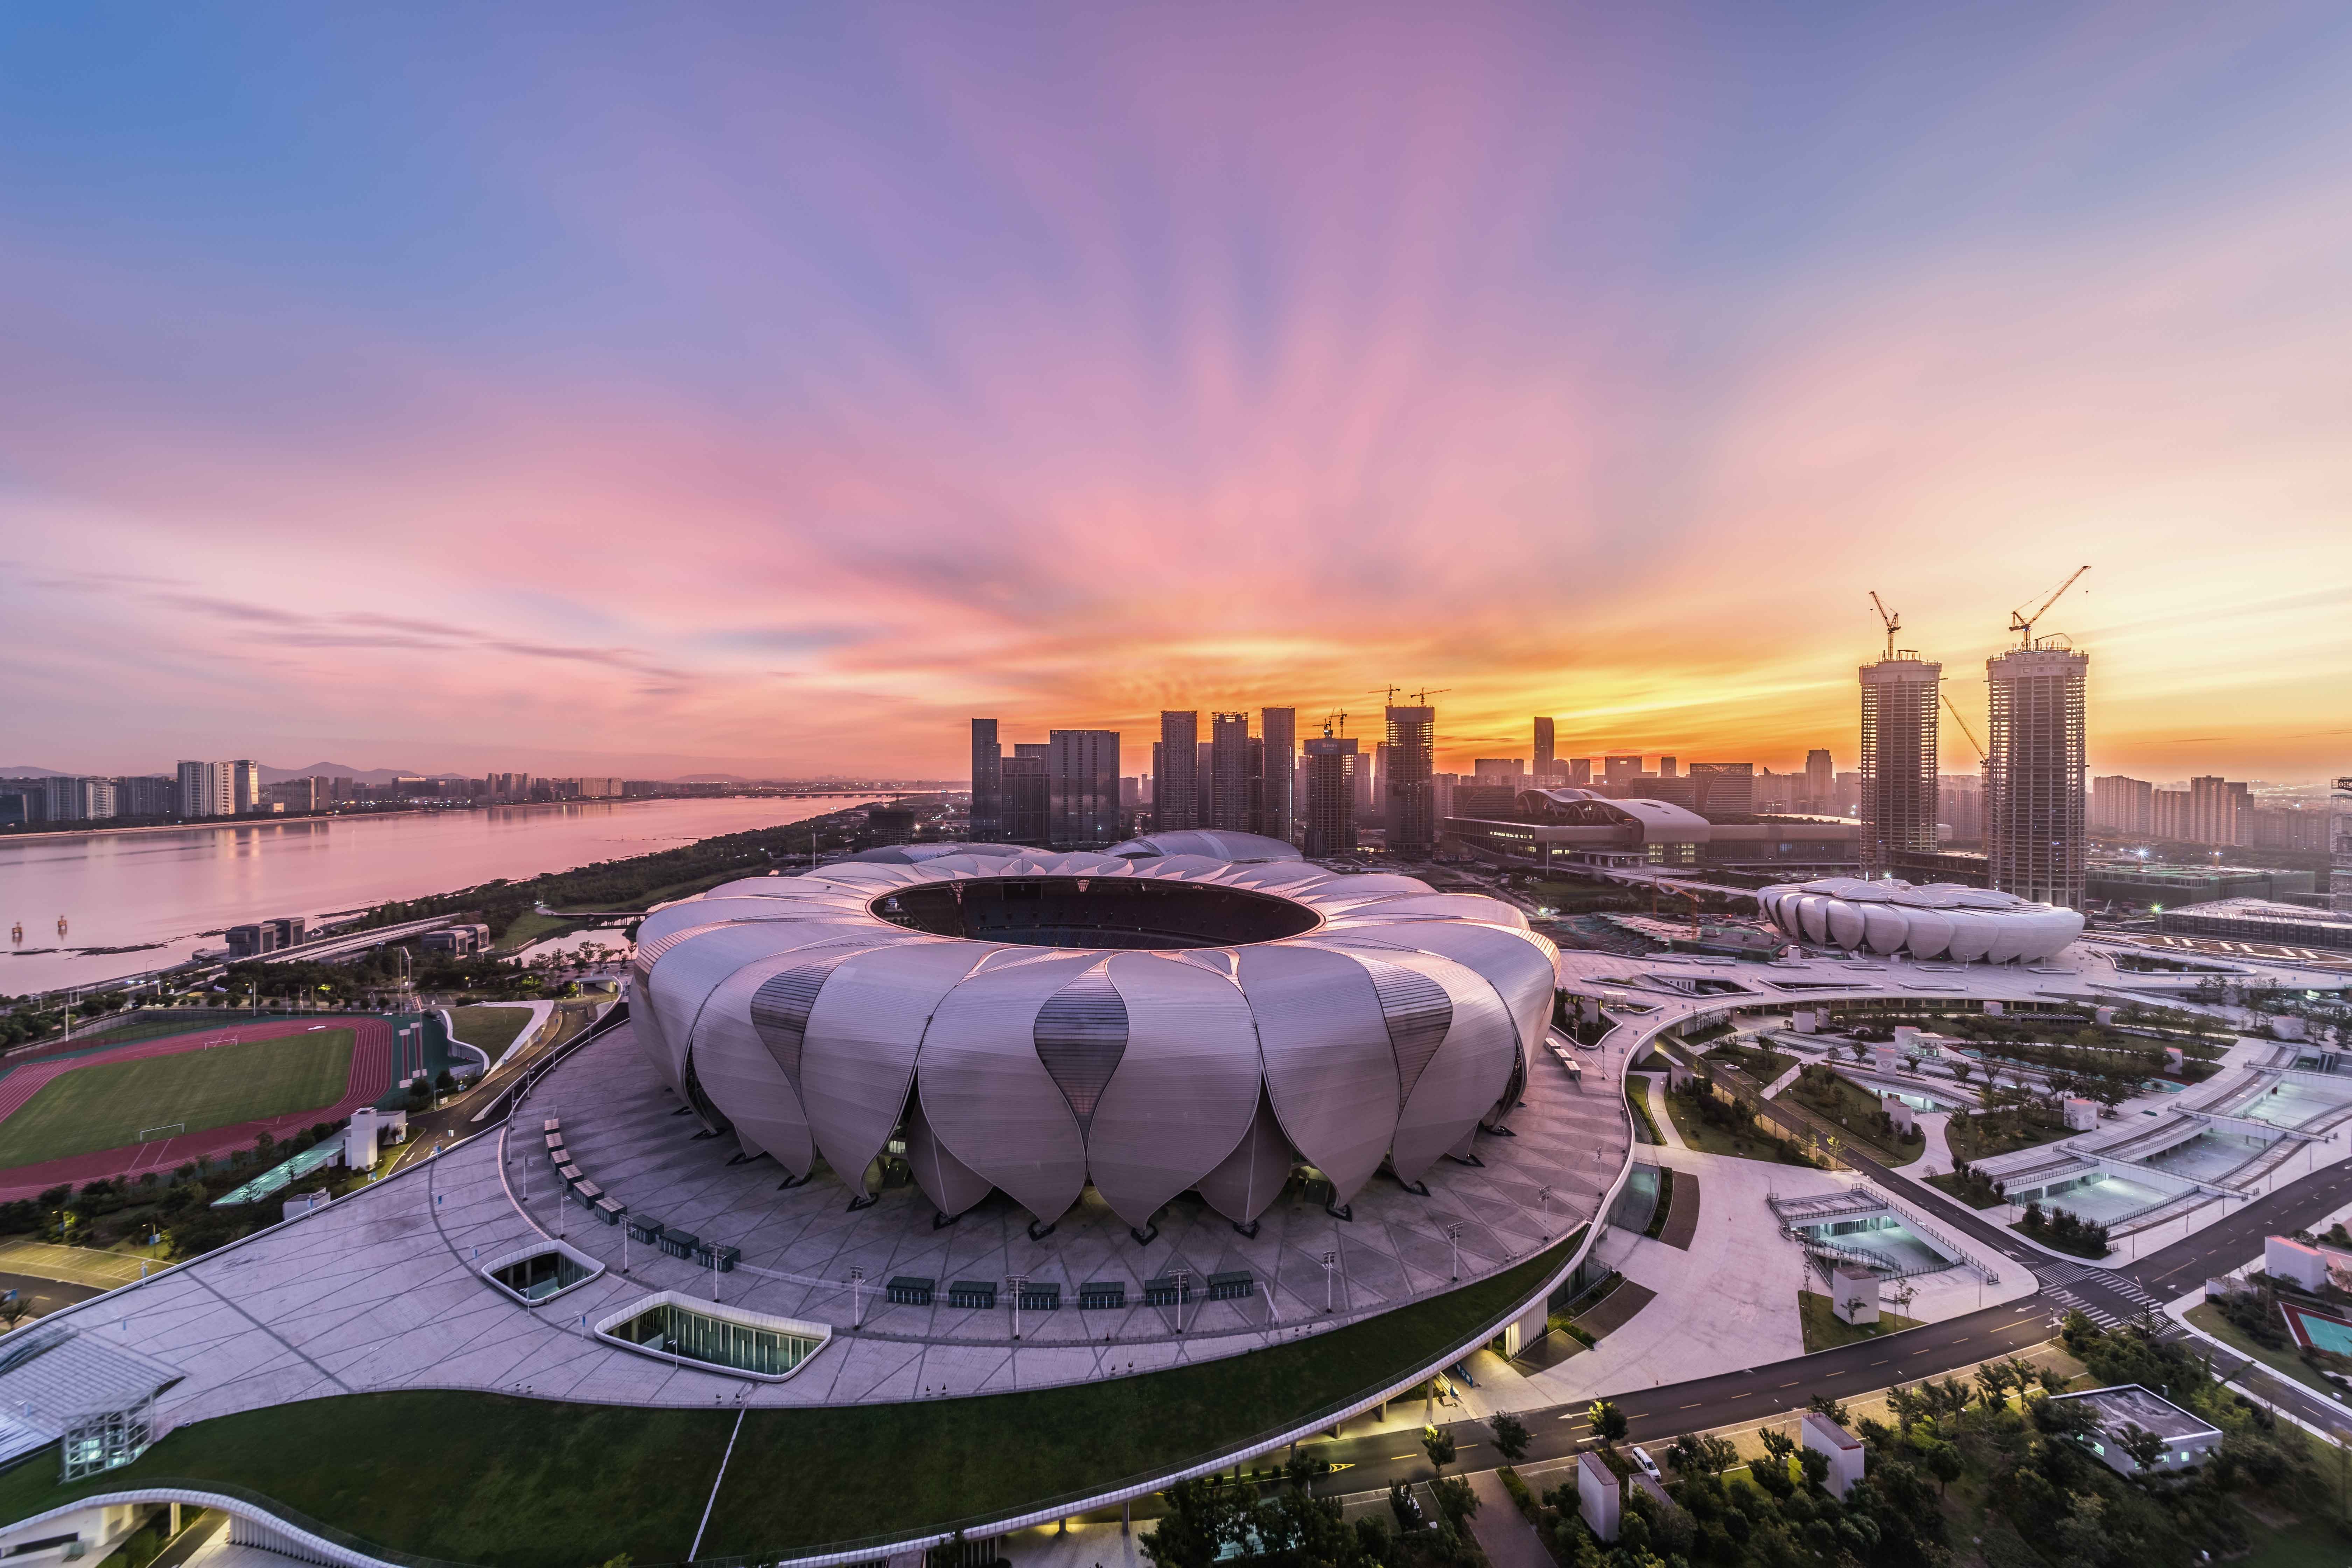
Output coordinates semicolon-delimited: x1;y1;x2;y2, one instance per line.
3;4;2347;783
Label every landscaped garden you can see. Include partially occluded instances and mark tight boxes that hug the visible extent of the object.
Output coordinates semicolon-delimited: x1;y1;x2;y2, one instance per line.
2014;1198;2112;1259
1780;1065;1927;1167
1797;1289;1924;1352
1662;1079;1822;1167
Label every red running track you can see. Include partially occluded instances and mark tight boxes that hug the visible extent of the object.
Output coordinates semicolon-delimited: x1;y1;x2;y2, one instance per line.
0;1016;394;1201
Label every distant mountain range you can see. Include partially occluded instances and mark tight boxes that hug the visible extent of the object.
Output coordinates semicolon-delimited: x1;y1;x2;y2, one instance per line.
256;762;465;785
0;766;72;778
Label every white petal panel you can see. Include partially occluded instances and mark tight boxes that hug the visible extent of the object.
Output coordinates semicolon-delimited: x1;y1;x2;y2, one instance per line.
1195;1089;1294;1226
1236;943;1398;1205
798;939;997;1190
915;952;1097;1227
904;1090;994;1218
1087;952;1266;1229
1358;950;1518;1184
693;955;820;1175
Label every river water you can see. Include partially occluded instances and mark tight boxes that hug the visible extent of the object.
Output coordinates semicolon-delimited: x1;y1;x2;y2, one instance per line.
0;796;879;995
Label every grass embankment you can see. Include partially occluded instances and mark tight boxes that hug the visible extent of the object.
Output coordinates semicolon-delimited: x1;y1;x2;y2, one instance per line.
0;1231;1589;1565
0;1031;354;1169
1926;1171;2006;1210
1946;1110;2073;1164
492;912;593;952
446;1006;535;1064
1625;1078;1665;1144
1660;1084;1821;1167
2184;1301;2346;1404
1782;1067;1927;1167
1798;1290;1924;1352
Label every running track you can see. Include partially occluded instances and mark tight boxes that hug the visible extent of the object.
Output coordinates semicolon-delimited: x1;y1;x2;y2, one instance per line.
0;1017;394;1200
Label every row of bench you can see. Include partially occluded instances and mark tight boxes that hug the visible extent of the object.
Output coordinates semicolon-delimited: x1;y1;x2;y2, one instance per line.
881;1271;1254;1311
540;1118;740;1272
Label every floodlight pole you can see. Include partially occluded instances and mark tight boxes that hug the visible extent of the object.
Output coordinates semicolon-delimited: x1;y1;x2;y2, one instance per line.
849;1267;866;1328
1170;1267;1191;1333
1007;1273;1027;1340
1445;1222;1465;1282
1321;1250;1338;1314
1538;1185;1555;1242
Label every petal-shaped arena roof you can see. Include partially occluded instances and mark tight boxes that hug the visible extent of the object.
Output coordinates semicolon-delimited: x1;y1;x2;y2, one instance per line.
630;847;1558;1230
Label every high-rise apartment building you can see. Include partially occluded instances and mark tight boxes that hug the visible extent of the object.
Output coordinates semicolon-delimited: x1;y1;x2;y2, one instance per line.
2187;776;2249;848
1384;705;1435;858
2090;775;2154;836
1603;755;1641;785
1858;652;1940;878
1210;713;1252;832
1260;708;1296;842
116;775;176;817
969;719;1002;841
1659;756;1678;778
231;760;261;814
1938;774;1982;842
1472;758;1525;782
41;776;117;822
1156;712;1198;831
1566;758;1592;786
177;760;232;818
1047;729;1121;848
1533;718;1555;781
1984;644;2088;909
1302;735;1358;857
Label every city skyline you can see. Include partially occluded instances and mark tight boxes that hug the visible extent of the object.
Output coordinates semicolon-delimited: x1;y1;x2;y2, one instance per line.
5;6;2350;780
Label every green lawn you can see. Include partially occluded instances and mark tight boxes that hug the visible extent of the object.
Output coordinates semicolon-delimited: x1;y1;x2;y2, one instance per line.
0;1229;1586;1566
492;912;589;952
1926;1170;2005;1210
1660;1087;1819;1166
1798;1290;1925;1352
0;1031;355;1168
1782;1069;1927;1167
1946;1111;2073;1164
2184;1301;2347;1404
447;1006;535;1064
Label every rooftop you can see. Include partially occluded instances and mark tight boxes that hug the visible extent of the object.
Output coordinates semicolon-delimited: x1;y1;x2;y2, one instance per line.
2048;1384;2222;1444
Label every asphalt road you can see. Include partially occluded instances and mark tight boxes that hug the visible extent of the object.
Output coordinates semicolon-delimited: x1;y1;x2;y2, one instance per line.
0;1268;106;1320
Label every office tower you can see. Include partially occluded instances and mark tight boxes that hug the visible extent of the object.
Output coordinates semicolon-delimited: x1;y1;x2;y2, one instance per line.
115;775;175;817
1302;736;1359;857
969;719;1002;840
2331;775;2352;915
1384;704;1435;858
1984;644;2089;909
1000;754;1049;846
1119;776;1142;814
231;760;261;814
2186;776;2248;847
1046;730;1121;848
1195;741;1213;826
1533;718;1555;781
1354;743;1379;824
1805;749;1833;807
1260;708;1296;842
1689;763;1756;820
1472;759;1525;782
1603;755;1641;785
2090;775;2154;836
1659;756;1678;778
1210;713;1252;831
1156;713;1198;831
1430;772;1458;825
1859;651;1941;878
1567;758;1592;786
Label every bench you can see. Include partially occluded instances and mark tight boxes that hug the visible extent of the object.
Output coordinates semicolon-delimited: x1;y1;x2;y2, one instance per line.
542;1118;561;1134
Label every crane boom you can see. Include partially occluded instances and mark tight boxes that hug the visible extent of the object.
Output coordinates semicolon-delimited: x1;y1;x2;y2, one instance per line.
2008;565;2090;646
1868;591;1901;662
1941;691;1985;760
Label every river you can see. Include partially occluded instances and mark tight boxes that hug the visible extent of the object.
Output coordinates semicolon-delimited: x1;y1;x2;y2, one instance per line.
0;796;881;995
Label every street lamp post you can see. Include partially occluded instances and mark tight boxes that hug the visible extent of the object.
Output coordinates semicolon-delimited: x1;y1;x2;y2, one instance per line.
1008;1273;1027;1340
1444;1222;1465;1282
849;1267;866;1328
1537;1185;1555;1242
1169;1267;1191;1334
1321;1251;1338;1314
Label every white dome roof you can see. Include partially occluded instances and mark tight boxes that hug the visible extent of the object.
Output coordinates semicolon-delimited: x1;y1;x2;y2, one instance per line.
1755;877;2081;963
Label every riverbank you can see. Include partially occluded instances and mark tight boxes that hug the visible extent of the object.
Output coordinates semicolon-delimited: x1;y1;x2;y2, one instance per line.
0;791;889;845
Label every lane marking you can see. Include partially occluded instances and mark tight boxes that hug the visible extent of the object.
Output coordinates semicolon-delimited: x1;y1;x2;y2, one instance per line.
1779;1380;1800;1388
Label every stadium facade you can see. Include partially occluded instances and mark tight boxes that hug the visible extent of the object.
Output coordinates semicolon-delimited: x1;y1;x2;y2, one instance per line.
1757;876;2083;962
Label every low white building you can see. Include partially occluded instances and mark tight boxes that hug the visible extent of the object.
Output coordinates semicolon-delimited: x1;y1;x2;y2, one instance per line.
2048;1384;2222;1476
1801;1411;1865;1498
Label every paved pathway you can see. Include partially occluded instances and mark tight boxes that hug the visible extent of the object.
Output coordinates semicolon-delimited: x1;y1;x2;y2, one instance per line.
1465;1471;1550;1568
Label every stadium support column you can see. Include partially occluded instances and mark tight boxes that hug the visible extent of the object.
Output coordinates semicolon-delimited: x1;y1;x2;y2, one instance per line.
1385;706;1435;859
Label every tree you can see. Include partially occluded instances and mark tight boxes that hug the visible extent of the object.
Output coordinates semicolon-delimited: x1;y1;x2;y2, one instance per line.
1387;1480;1423;1534
1431;1474;1479;1530
1587;1399;1628;1449
2116;1422;2167;1474
1806;1393;1850;1425
1922;1438;1963;1496
0;1298;26;1334
1489;1410;1530;1465
1421;1426;1457;1472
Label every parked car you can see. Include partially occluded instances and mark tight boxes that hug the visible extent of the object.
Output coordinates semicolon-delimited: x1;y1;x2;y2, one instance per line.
1631;1445;1662;1482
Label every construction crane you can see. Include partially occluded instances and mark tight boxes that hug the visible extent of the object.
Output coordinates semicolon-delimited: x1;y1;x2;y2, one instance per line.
1941;691;1986;760
1322;709;1349;738
2008;565;2091;648
1868;592;1902;662
1404;687;1451;707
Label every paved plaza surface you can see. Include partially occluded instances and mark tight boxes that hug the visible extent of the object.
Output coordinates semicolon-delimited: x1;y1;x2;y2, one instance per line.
22;1013;1631;1428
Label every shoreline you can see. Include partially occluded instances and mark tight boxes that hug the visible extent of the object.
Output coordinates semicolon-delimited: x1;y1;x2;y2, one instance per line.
0;792;890;847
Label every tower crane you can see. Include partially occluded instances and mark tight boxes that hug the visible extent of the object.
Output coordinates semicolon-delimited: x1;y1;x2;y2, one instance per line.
1404;687;1450;706
1368;686;1403;705
1941;691;1986;761
1322;710;1349;738
2008;565;2090;649
1868;592;1902;662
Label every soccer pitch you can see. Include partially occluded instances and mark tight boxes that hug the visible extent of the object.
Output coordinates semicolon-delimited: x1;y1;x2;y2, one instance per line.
0;1030;357;1170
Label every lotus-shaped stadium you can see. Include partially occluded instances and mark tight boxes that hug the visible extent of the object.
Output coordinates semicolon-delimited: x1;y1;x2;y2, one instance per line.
1757;876;2084;962
630;839;1559;1233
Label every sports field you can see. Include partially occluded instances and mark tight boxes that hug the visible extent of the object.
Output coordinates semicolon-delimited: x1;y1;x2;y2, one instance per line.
0;1030;356;1169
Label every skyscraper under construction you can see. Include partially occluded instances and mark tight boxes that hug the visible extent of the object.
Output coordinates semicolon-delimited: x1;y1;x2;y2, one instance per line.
1384;704;1436;858
1984;645;2089;910
1858;652;1940;877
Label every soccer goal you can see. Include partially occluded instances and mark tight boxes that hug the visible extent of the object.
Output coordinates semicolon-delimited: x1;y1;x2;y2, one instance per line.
202;1032;238;1051
137;1123;186;1142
